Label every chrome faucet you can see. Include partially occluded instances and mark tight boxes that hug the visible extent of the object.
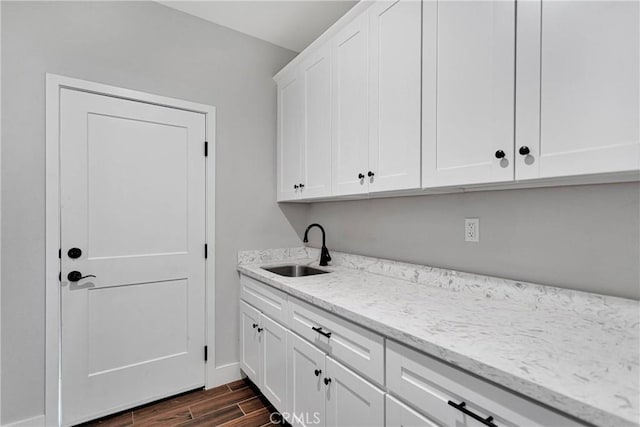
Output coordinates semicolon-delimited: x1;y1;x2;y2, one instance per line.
303;223;332;267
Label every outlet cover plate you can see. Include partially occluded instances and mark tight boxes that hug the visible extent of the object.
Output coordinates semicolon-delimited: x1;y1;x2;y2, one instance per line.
465;218;479;242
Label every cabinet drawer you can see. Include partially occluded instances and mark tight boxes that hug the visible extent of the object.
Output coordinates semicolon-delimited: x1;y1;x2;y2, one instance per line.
288;297;384;386
386;394;439;427
240;275;288;325
386;340;585;427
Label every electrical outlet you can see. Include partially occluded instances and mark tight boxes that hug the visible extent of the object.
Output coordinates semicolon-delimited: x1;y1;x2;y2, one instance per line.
465;218;479;242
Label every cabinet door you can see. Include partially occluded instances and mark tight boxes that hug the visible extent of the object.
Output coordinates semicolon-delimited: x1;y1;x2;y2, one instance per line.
301;44;332;199
287;332;326;427
277;70;303;201
423;0;515;187
368;0;422;193
239;301;261;384
325;357;384;427
331;13;370;196
386;395;440;427
260;314;287;414
516;0;639;180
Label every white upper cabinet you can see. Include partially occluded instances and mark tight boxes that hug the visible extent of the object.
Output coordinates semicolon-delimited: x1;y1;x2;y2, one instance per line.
368;0;422;193
301;45;333;199
331;12;370;196
276;69;303;201
516;0;639;180
423;0;516;188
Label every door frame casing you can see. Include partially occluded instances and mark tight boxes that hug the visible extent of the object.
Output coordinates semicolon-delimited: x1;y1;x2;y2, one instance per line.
45;74;217;427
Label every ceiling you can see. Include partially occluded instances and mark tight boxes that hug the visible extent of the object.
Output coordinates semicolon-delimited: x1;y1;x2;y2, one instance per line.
158;1;358;52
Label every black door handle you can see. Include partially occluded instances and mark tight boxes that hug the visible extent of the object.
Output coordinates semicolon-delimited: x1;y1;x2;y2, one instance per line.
67;271;96;282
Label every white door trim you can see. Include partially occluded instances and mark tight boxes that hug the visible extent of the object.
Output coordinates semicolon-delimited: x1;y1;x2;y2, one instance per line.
45;74;216;427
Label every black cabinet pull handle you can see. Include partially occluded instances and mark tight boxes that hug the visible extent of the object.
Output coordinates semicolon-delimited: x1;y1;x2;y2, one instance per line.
312;326;332;338
494;150;505;159
252;323;258;329
314;369;322;377
358;173;365;179
324;377;332;386
519;146;530;156
448;401;498;427
367;171;375;177
67;271;96;282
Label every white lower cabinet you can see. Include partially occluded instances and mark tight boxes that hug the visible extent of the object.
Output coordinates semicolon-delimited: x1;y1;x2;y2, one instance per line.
287;331;326;427
325;357;385;426
241;276;585;427
239;300;261;385
239;300;288;413
386;395;439;427
287;331;385;427
260;313;288;413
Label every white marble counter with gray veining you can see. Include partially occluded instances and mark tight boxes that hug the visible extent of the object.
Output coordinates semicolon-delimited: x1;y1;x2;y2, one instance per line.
237;247;640;427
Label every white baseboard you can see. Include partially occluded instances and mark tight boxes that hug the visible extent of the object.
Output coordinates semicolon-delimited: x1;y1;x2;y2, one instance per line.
3;415;45;427
207;362;243;388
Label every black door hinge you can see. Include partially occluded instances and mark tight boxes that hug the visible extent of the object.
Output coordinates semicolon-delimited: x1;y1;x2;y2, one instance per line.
204;244;208;259
58;248;61;259
204;345;208;362
59;272;61;282
204;141;208;157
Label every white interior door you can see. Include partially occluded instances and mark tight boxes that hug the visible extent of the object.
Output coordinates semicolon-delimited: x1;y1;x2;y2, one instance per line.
59;88;206;425
331;13;370;196
423;0;515;188
368;0;422;193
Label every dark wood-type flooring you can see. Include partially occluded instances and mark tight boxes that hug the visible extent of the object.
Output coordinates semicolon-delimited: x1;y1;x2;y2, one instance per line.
79;378;284;427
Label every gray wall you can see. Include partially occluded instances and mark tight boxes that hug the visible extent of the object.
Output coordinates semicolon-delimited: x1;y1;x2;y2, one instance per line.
304;182;640;300
1;2;305;423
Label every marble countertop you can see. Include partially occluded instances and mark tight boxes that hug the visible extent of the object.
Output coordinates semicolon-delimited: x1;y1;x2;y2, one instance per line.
237;248;639;427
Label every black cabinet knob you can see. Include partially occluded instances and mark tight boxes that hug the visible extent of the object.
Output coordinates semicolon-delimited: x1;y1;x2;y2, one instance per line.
368;171;375;177
68;248;82;259
299;183;305;189
294;184;299;189
252;323;258;329
494;150;506;159
314;369;322;377
358;173;365;179
324;377;332;385
67;271;96;282
257;327;264;332
519;146;530;156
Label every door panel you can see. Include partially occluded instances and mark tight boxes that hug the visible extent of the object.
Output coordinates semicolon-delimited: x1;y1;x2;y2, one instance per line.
278;71;303;201
331;13;370;196
516;0;639;179
369;0;422;193
287;332;326;427
260;314;288;414
325;357;384;426
240;301;261;384
60;88;206;425
423;0;515;187
301;45;332;199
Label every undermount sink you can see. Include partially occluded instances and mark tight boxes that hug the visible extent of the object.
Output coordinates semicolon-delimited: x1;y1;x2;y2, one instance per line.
262;265;330;277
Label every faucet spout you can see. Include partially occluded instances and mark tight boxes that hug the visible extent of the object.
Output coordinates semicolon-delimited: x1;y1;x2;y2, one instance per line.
303;223;331;266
